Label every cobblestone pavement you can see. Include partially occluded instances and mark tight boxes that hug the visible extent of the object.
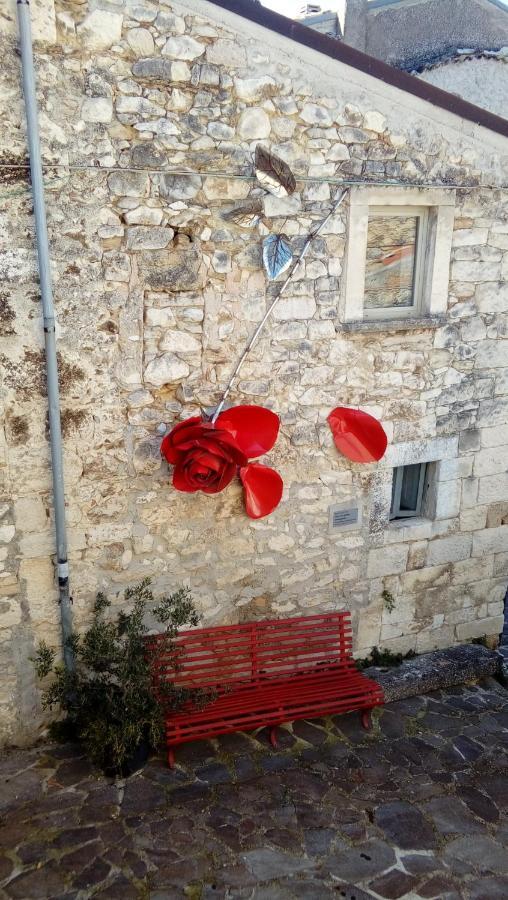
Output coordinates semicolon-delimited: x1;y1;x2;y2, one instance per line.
1;679;507;900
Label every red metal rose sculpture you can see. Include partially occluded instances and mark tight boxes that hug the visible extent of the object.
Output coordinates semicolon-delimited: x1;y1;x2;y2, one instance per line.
161;405;283;519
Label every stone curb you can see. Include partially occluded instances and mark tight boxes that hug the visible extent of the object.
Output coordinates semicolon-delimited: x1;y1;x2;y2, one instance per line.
364;643;503;703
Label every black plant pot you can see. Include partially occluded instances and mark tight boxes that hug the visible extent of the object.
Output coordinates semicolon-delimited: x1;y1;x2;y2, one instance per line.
103;739;150;779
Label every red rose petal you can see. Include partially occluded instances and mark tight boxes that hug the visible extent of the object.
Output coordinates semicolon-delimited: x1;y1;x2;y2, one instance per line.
217;405;280;458
202;462;237;494
173;464;200;493
327;407;387;463
239;463;283;519
161;417;202;464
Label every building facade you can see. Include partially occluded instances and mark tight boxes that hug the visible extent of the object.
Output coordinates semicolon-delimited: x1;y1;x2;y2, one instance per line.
0;0;507;745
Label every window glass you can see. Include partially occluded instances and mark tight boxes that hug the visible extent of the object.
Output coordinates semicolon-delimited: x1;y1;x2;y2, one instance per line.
399;463;423;512
391;463;427;519
364;215;418;310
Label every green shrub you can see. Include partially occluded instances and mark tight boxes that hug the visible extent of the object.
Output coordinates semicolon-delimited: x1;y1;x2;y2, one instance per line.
33;578;203;775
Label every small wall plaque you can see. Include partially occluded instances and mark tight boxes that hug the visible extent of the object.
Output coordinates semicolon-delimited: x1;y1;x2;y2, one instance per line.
328;501;362;533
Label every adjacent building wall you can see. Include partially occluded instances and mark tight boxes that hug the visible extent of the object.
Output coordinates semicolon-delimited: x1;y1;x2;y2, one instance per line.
419;54;508;120
0;0;507;745
366;0;508;70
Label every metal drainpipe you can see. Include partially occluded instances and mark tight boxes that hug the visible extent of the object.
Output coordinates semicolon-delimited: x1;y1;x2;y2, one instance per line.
17;0;74;670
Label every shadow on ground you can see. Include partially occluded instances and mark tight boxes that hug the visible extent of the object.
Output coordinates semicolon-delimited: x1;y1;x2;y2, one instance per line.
0;678;507;899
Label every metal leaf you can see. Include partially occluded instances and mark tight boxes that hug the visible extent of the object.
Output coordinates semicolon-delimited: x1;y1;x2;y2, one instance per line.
255;145;296;198
222;199;263;228
262;234;293;281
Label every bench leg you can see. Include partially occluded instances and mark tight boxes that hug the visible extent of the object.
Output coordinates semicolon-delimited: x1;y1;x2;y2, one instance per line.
361;708;372;731
168;747;175;769
269;726;278;748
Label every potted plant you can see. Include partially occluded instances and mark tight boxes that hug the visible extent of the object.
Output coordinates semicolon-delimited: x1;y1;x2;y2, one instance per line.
33;578;202;777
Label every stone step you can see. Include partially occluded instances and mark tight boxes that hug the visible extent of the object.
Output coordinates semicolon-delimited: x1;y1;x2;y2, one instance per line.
364;643;502;703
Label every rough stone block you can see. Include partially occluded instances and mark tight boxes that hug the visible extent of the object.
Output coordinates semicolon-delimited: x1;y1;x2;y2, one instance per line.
237;108;271;140
367;546;408;578
144;354;189;386
475;340;508;369
126;27;155;56
427;534;472;566
14;497;46;533
476;282;508;313
400;564;451;594
481;424;508;448
435;479;461;520
108;171;149;198
456;616;505;641
473;448;507;477
81;97;113;123
126;226;174;250
163;35;205;60
478;473;508;504
472;526;508;557
77;10;123;50
273;296;316;321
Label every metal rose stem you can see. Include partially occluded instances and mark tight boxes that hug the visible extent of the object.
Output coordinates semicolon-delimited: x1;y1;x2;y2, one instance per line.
211;189;348;424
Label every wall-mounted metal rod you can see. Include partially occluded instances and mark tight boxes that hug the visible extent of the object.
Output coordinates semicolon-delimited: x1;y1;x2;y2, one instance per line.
211;189;348;423
0;162;504;192
17;0;74;670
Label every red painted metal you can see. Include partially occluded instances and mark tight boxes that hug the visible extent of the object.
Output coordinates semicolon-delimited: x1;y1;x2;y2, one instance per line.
147;612;384;767
327;407;388;463
161;405;283;518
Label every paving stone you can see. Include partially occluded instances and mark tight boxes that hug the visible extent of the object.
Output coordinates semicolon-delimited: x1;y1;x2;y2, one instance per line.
326;886;376;900
400;852;441;875
423;796;484;834
323;838;396;881
234;755;258;780
457;786;500;822
258;879;338;899
0;855;13;880
195;762;232;784
121;776;166;814
304;827;336;856
52;826;99;850
259;753;297;773
72;857;110;890
242;848;316;880
374;800;437;849
367;867;420;898
5;863;67;898
443;835;508;874
417;873;463;898
292;720;329;746
93;874;140;899
54;758;95;786
466;875;508;899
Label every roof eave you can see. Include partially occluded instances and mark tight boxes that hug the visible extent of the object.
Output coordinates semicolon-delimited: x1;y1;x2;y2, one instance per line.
205;0;508;139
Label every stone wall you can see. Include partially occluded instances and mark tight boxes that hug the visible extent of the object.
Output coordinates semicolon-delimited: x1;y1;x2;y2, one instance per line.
0;0;507;745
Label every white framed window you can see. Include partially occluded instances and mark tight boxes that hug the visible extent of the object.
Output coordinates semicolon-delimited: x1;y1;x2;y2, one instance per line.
342;187;455;324
364;206;428;319
390;463;428;520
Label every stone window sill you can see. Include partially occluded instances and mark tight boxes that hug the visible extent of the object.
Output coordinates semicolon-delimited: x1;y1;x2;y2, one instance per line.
389;516;429;529
339;316;446;334
385;516;433;543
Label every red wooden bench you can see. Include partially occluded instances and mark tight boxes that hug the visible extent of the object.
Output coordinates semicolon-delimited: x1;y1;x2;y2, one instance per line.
148;612;383;768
